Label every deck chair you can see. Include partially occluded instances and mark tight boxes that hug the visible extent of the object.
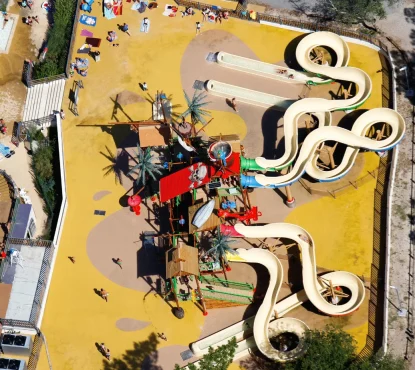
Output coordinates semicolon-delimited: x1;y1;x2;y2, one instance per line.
81;3;92;12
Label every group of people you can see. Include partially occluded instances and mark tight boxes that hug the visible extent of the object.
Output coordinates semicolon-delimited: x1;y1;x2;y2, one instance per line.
202;7;229;24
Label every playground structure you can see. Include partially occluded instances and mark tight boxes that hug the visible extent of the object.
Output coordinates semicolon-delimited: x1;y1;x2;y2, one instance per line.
174;31;404;366
189;222;365;363
89;30;404;366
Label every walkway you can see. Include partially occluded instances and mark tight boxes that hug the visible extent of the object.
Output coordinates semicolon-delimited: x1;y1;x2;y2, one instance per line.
22;79;66;121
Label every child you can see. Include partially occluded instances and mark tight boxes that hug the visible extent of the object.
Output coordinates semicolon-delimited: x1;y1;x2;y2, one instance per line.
196;21;201;35
107;31;117;43
25;16;33;26
121;23;130;36
142;82;148;91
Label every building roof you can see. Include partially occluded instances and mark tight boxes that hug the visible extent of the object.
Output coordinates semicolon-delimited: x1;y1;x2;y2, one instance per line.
11;204;32;239
166;242;199;278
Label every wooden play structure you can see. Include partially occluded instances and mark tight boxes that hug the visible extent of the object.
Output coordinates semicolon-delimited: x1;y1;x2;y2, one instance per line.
165;241;207;316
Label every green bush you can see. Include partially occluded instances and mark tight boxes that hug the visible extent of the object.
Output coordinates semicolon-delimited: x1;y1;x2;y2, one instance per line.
30;129;62;239
32;0;77;79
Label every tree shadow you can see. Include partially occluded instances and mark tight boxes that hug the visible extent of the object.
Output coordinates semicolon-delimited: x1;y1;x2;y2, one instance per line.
100;146;131;185
100;125;138;150
101;332;162;370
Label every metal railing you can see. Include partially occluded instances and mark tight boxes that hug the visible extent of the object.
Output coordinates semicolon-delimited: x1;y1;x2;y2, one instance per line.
201;288;253;304
66;0;82;78
199;275;254;290
174;0;388;53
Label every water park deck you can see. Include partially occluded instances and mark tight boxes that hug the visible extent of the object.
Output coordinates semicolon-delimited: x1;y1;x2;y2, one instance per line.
36;0;386;368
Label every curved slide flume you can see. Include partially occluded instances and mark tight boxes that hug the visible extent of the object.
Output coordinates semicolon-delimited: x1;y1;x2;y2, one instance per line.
188;222;365;365
215;31;405;185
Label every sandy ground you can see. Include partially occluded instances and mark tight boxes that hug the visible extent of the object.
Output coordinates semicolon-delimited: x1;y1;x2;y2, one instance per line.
0;140;48;236
37;2;386;369
0;0;48;130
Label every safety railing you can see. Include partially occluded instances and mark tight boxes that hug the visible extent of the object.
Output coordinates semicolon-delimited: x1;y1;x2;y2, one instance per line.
201;288;253;304
199;275;254;290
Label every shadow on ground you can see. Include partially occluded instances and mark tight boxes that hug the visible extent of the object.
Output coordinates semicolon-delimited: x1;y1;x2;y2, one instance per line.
101;333;162;370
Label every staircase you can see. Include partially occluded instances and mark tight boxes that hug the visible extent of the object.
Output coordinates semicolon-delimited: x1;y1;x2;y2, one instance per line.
23;79;66;122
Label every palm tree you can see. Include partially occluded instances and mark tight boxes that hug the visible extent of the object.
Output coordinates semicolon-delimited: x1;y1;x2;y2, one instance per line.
206;227;238;280
128;144;164;187
181;90;211;135
101;146;125;185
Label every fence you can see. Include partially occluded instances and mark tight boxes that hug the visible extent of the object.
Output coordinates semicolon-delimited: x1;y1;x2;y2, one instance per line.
174;0;388;53
200;288;253;304
199;275;254;290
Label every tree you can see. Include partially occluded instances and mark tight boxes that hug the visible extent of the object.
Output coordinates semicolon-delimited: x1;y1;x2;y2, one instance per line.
286;325;355;370
312;0;399;27
175;337;237;370
206;227;238;280
240;325;407;370
128;144;163;187
101;146;125;185
181;90;211;135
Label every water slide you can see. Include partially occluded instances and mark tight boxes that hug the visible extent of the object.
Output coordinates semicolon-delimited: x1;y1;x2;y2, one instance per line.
216;51;331;85
189;222;365;365
209;31;405;186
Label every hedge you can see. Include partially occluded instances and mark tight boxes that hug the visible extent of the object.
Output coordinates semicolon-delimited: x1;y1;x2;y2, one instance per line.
33;0;77;79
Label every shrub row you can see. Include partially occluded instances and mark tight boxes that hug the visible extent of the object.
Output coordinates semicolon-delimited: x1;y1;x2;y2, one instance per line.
30;128;62;239
33;0;77;79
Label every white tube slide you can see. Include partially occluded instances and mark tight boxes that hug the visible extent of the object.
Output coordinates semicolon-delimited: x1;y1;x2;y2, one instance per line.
211;31;405;183
189;222;365;364
216;51;330;85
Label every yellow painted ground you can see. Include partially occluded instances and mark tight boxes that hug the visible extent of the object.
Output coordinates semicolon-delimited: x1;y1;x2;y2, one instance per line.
37;1;384;368
285;152;379;277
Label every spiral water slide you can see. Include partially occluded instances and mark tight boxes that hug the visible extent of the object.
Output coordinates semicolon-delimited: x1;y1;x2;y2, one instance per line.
189;222;365;365
209;31;405;187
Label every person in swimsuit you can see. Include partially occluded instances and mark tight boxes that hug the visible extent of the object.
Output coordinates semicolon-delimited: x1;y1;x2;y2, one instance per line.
2;13;9;30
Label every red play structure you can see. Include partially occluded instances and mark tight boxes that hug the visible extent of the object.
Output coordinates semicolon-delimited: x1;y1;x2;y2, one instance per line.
218;206;262;222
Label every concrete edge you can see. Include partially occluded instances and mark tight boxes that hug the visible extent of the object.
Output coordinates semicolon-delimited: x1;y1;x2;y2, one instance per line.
382;50;399;355
35;113;68;329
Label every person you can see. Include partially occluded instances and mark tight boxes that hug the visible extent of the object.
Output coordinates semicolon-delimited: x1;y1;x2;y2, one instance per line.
121;23;130;36
21;0;27;8
288;74;294;79
331;295;339;305
176;152;183;161
27;0;33;10
114;258;122;269
159;333;167;341
178;215;185;227
100;288;109;302
142;82;148;91
25;16;33;26
105;348;111;360
222;11;229;20
107;30;117;43
79;68;88;77
215;11;222;24
99;343;106;353
60;109;65;120
231;97;238;112
0;248;6;261
196;21;201;35
69;63;75;78
33;15;39;24
2;12;9;30
202;7;209;22
143;17;149;32
0;119;7;135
